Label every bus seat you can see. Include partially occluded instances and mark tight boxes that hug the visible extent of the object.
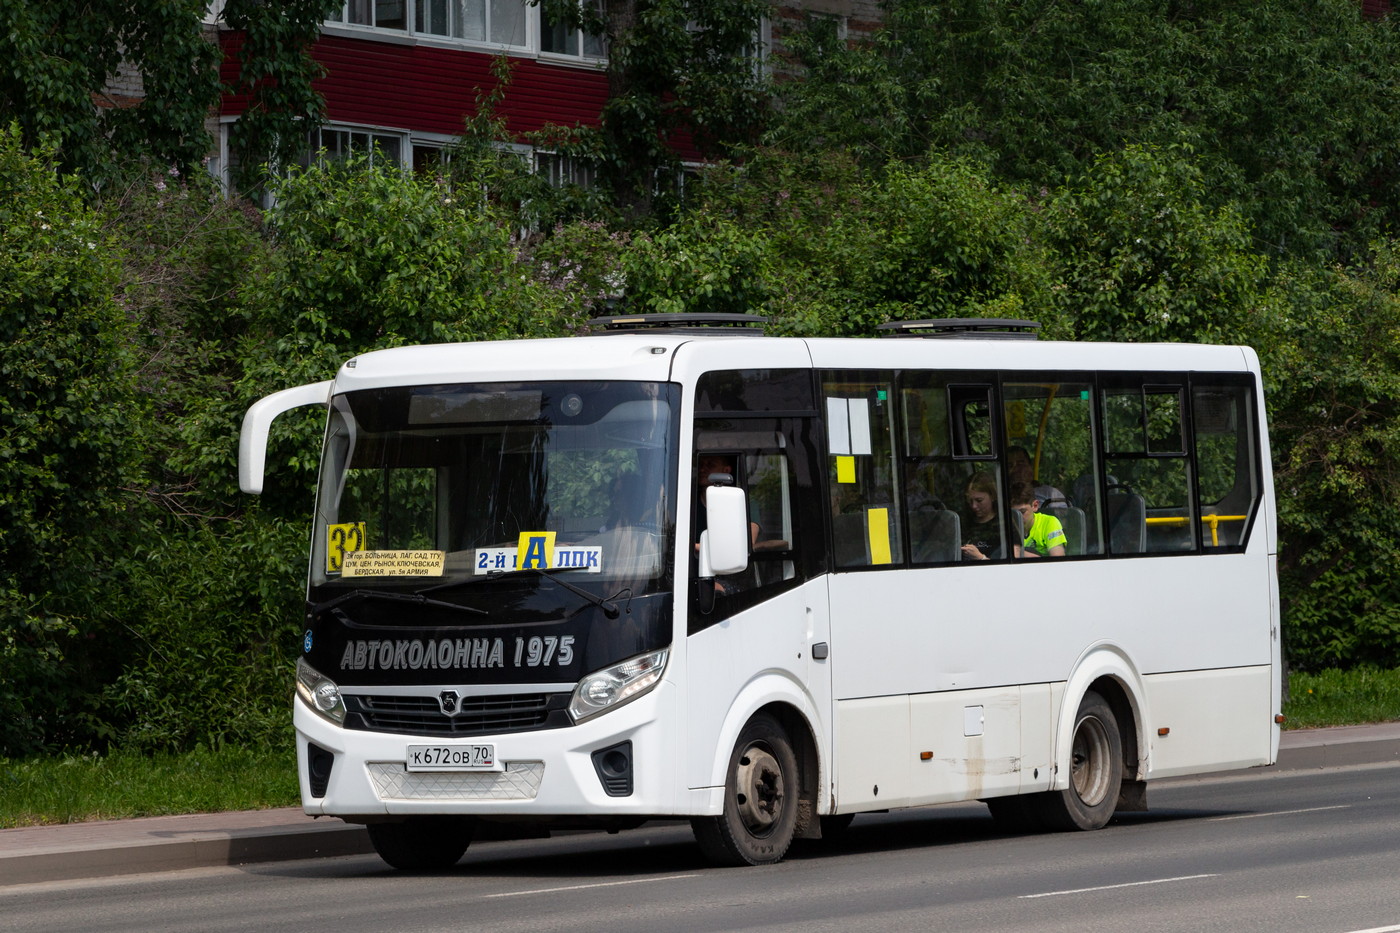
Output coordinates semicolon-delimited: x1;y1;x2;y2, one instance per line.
909;508;961;563
1056;505;1086;556
1105;487;1147;554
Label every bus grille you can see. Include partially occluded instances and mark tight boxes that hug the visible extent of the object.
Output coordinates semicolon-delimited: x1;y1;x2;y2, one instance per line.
342;692;569;737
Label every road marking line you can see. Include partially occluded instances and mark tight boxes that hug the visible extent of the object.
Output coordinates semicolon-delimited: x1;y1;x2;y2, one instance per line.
1208;805;1350;822
1019;874;1217;899
1341;927;1400;933
483;874;700;899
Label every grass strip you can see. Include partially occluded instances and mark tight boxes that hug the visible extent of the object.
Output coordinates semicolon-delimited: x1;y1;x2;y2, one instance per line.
1284;666;1400;729
0;745;298;828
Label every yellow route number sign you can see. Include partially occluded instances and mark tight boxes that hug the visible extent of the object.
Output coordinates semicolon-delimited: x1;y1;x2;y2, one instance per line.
326;522;366;574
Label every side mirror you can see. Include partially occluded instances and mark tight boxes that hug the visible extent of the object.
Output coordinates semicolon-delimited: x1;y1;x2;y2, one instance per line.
699;485;750;577
238;380;332;494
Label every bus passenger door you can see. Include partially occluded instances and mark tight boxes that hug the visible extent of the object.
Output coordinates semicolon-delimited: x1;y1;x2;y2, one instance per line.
685;406;832;811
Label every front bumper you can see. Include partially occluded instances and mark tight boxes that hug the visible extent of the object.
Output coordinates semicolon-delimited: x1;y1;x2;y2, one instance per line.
294;680;685;819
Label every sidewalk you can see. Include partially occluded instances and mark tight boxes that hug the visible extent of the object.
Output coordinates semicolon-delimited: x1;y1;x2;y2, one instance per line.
3;722;1398;888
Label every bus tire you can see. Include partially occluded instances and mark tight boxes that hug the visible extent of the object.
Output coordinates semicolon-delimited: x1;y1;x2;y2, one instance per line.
1032;690;1123;831
367;816;475;870
691;713;799;866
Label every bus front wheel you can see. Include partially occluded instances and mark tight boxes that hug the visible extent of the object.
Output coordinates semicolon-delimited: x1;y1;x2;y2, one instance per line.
1033;690;1123;831
691;713;799;866
367;816;475;870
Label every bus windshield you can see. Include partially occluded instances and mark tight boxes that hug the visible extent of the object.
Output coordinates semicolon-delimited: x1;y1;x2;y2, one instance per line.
310;381;678;595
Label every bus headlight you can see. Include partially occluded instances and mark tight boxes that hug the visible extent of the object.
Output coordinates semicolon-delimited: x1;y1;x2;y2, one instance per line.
296;658;346;725
569;649;669;723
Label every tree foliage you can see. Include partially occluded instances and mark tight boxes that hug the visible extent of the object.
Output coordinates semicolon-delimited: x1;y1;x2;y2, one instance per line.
538;0;770;217
773;0;1400;262
1046;144;1268;344
221;0;344;193
1262;245;1400;668
0;126;142;752
0;1;222;184
0;1;342;195
7;0;1400;758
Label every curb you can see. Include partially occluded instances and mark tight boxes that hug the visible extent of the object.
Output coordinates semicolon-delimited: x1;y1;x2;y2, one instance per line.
1274;720;1400;771
3;722;1397;888
0;811;373;888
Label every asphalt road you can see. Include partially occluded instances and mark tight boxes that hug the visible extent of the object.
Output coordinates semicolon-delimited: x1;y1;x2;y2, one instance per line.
4;761;1398;933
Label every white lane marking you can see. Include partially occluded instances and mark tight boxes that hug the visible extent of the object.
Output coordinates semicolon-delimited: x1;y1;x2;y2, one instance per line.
483;874;699;899
1019;874;1217;899
1341;927;1400;933
1208;805;1350;822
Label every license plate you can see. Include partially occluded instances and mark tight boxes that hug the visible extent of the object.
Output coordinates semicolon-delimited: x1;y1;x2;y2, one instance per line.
406;744;499;772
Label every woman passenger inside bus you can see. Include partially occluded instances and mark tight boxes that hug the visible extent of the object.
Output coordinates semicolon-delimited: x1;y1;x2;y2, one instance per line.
960;471;1003;561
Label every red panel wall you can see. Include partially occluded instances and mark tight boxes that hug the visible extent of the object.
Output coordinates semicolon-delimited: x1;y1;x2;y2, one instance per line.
221;32;608;138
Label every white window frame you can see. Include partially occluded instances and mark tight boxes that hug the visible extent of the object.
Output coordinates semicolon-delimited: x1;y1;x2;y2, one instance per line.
538;0;608;63
321;0;606;59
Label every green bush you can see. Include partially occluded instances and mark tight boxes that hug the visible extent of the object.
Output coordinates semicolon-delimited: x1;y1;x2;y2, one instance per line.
1046;144;1268;344
102;516;307;750
1262;244;1400;670
0;125;142;755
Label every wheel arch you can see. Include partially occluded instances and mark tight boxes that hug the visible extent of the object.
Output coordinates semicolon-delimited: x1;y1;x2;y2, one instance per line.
705;676;824;825
1054;644;1148;792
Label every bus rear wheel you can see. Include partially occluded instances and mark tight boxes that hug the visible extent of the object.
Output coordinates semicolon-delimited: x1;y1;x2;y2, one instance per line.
367;816;476;870
1032;690;1123;831
691;713;799;866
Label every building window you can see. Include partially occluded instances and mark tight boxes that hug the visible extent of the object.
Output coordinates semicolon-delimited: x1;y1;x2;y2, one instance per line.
335;0;409;30
534;151;597;189
305;126;408;167
413;0;526;46
541;0;606;59
327;0;536;51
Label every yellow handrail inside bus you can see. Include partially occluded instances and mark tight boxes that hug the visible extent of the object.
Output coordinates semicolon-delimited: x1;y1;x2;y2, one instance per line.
1143;514;1249;546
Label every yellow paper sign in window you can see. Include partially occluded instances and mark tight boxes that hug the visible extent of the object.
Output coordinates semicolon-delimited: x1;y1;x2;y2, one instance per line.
517;531;558;569
867;508;892;565
326;522;366;574
836;455;857;484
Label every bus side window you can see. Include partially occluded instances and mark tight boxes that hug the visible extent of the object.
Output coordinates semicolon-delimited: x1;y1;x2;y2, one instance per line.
1002;379;1098;556
1192;380;1259;549
692;417;817;625
899;375;1002;564
1101;382;1194;554
825;373;903;568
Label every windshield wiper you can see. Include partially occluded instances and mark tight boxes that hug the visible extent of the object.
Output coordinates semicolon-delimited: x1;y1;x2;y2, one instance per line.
309;588;489;618
437;565;622;619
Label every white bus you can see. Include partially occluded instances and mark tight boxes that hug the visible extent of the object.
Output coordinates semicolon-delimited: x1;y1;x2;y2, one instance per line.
239;315;1281;869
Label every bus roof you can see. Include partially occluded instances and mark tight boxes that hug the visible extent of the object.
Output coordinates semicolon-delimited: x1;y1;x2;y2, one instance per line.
329;333;1260;394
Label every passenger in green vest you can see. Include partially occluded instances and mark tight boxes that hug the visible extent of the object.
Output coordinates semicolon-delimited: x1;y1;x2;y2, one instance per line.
1009;481;1067;558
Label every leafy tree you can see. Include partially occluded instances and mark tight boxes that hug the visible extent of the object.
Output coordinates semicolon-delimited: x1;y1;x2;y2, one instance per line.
0;1;221;184
773;0;1400;262
221;0;344;193
1261;244;1400;670
1045;144;1268;344
0;126;142;753
537;0;771;218
0;1;340;194
694;150;1054;335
